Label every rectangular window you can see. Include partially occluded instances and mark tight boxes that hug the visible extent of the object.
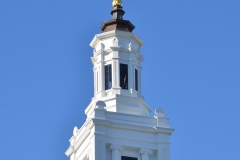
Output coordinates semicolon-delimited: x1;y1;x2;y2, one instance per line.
121;156;137;160
105;64;112;90
135;69;138;91
120;64;128;90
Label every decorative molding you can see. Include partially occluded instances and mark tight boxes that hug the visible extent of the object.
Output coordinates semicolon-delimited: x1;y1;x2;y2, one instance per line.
106;134;167;146
139;55;144;62
110;145;123;151
104;49;113;54
110;46;122;51
91;57;98;64
112;37;119;47
95;101;106;109
139;149;153;155
73;127;79;136
65;145;74;156
66;129;91;156
155;108;165;118
139;149;153;160
90;30;144;49
95;48;140;56
95;49;102;55
75;142;91;160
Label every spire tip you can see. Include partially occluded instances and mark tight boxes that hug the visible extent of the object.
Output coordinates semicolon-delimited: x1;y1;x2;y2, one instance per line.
112;0;122;7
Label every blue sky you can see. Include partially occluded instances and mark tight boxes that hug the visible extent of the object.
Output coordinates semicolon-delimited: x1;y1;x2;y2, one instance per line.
0;0;240;160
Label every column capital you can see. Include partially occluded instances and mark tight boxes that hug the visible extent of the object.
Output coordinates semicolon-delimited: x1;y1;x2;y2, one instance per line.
110;145;123;151
139;149;153;155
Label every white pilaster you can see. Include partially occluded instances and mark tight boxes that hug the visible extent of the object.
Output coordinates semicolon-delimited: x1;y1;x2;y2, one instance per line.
128;61;133;92
93;67;97;95
110;145;123;160
132;63;134;91
100;52;105;97
138;66;142;96
112;59;117;88
116;59;120;87
139;149;153;160
157;144;170;160
91;130;106;160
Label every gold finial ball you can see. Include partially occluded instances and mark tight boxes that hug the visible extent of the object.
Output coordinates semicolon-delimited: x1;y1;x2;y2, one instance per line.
112;0;122;7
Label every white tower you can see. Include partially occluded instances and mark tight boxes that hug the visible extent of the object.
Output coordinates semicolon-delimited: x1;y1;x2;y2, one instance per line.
65;1;174;160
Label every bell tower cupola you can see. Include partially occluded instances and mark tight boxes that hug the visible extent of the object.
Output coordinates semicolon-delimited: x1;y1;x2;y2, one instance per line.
90;0;149;116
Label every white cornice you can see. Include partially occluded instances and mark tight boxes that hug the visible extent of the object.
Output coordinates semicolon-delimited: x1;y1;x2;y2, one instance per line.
65;115;174;157
85;117;173;135
94;48;140;60
90;30;144;49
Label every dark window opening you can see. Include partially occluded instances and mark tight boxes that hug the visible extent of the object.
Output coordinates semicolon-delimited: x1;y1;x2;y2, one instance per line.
105;64;112;90
121;156;137;160
135;69;138;91
120;64;128;90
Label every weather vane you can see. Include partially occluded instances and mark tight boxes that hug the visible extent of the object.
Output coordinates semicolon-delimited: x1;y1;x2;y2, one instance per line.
112;0;122;7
